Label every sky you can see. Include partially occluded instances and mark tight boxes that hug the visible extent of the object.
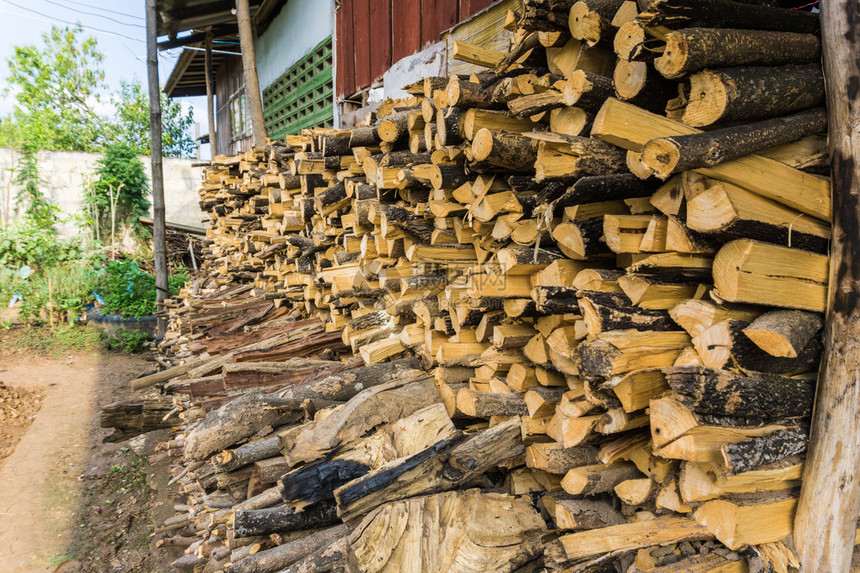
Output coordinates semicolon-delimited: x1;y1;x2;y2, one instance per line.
0;0;208;154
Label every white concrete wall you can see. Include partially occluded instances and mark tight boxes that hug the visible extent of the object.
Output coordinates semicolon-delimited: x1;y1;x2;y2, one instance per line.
255;0;335;91
0;148;206;237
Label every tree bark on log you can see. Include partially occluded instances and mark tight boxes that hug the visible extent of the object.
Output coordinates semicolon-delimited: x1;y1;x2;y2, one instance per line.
554;174;658;209
655;28;820;80
471;129;539;172
794;2;860;569
665;366;815;422
721;427;808;475
184;392;306;461
280;537;348;573
224;524;349;573
100;398;182;442
334;417;524;520
232;502;338;538
578;290;677;334
641;108;827;179
682;64;824;127
646;0;820;35
214;437;283;474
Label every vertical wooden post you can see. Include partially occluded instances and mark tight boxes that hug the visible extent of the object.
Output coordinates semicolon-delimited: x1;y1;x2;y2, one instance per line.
235;0;267;146
145;0;169;337
205;31;218;157
794;2;860;571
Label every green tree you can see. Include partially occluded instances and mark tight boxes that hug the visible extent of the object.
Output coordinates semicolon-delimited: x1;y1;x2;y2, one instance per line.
86;143;150;240
0;26;196;158
2;25;108;151
112;80;197;158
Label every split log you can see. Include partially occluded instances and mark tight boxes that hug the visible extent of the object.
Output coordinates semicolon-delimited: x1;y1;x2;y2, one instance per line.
646;0;820;35
334;417;524;519
743;310;824;359
282;375;440;465
184;393;306;461
692;319;821;375
685;179;831;254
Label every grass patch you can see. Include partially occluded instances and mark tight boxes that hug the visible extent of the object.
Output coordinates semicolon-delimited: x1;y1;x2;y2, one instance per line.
107;449;152;497
0;323;151;358
0;323;107;357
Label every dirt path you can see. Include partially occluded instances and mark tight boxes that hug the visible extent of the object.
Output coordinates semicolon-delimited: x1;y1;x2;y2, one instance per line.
0;348;170;572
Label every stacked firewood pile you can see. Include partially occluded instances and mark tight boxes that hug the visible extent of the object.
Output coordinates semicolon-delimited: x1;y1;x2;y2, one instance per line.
124;0;838;570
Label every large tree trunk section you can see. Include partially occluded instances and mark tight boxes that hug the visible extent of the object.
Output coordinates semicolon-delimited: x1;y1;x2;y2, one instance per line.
641;108;827;179
681;64;824;127
347;490;545;573
655;28;820;80
794;1;860;570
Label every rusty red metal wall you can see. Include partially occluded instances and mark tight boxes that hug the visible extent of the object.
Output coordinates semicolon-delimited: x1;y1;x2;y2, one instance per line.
336;0;496;99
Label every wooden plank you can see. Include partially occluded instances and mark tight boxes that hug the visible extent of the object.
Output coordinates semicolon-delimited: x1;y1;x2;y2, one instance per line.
393;0;422;62
422;0;459;45
444;0;517;76
368;0;392;82
460;0;494;19
336;0;356;98
353;0;372;89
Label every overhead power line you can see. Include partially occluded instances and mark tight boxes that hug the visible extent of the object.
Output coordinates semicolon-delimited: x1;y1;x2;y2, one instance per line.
51;0;144;21
41;0;145;28
0;0;146;43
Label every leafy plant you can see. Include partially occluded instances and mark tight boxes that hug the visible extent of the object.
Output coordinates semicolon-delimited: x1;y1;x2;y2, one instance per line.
97;259;188;318
86;143;150;240
106;329;149;354
13;141;57;230
0;223;98;270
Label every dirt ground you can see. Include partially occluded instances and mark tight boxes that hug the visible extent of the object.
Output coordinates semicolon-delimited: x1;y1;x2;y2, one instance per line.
0;327;176;573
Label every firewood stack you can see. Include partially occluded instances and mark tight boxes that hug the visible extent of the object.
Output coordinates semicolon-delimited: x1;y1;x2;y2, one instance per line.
133;1;839;571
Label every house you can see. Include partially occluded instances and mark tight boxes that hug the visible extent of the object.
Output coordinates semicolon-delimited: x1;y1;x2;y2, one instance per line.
157;0;517;152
